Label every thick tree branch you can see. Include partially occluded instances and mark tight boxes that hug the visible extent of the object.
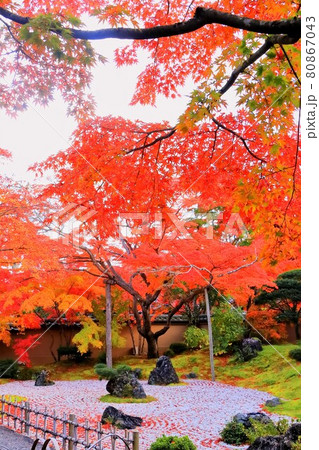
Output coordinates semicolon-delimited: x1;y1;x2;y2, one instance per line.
154;286;205;338
0;7;301;41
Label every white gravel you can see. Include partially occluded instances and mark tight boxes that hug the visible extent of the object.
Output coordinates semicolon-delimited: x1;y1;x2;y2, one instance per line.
0;379;280;449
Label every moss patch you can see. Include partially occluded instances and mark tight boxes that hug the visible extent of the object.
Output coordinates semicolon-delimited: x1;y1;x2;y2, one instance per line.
99;394;157;403
33;362;97;381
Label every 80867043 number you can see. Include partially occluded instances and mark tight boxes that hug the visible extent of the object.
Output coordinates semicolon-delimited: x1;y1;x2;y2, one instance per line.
306;17;316;78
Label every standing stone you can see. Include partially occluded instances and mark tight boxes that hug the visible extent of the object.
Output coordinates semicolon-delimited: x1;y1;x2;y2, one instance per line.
34;370;54;386
101;406;143;429
148;356;179;385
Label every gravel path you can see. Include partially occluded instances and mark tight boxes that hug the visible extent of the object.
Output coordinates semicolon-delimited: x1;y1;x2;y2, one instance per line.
0;380;278;449
0;426;42;450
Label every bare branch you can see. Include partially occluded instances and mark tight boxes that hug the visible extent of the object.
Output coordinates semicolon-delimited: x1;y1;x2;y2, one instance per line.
125;128;176;154
211;117;266;163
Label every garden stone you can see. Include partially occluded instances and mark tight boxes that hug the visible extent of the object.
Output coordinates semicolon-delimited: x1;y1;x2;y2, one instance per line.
265;397;282;407
247;422;301;449
148;356;179;385
242;338;263;352
240;345;258;361
101;406;143;429
106;372;146;398
285;423;301;442
186;372;198;379
133;368;142;379
247;435;291;449
233;412;273;428
34;370;54;386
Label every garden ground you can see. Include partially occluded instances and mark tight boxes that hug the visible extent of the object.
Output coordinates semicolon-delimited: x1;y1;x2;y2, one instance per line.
0;379;281;449
31;343;301;418
0;344;300;449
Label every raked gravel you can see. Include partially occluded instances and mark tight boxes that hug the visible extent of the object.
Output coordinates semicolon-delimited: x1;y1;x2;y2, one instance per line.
0;379;280;449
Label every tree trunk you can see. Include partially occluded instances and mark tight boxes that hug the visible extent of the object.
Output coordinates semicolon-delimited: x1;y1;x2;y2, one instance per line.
295;321;300;340
105;281;113;368
205;288;215;381
127;320;137;355
145;333;159;359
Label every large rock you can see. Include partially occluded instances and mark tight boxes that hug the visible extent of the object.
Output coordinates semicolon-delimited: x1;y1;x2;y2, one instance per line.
240;345;258;361
247;435;291;449
101;406;143;430
285;423;301;442
242;338;263;352
34;370;54;386
148;356;179;385
233;412;273;428
238;338;263;361
247;422;301;450
106;372;146;398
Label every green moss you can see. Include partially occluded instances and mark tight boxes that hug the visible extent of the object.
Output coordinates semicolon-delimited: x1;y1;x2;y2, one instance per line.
99;394;157;403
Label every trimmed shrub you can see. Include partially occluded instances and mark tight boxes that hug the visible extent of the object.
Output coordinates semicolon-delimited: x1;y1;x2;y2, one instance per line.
289;348;301;362
184;326;209;350
221;417;291;445
94;363;142;380
164;349;175;358
149;435;197;449
18;367;35;380
245;419;281;443
0;359;19;379
211;302;245;354
169;342;188;355
57;346;91;362
221;421;248;445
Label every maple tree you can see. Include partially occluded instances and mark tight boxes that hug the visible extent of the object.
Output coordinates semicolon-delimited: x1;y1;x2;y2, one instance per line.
32;114;287;359
0;166;105;361
0;1;301;360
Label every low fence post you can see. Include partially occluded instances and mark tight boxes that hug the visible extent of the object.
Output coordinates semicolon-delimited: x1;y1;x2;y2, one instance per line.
133;431;139;450
68;413;75;450
0;395;4;424
24;402;30;435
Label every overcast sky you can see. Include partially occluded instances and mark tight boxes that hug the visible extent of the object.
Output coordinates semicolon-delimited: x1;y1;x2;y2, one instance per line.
0;39;191;182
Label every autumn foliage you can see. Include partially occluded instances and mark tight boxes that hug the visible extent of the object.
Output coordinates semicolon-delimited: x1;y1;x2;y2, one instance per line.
0;0;300;359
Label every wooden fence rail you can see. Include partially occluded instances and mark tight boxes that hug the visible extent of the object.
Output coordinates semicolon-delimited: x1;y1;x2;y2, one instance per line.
0;396;139;449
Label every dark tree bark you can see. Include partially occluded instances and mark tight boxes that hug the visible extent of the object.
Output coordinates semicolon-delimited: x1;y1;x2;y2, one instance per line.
0;6;301;41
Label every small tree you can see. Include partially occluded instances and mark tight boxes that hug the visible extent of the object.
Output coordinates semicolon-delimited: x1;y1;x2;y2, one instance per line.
253;269;301;340
211;301;245;354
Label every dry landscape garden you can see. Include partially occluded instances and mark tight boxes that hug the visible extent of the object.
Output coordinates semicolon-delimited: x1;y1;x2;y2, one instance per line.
0;0;301;449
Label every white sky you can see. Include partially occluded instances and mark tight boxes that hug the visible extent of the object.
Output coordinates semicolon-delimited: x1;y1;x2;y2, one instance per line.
0;39;191;182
